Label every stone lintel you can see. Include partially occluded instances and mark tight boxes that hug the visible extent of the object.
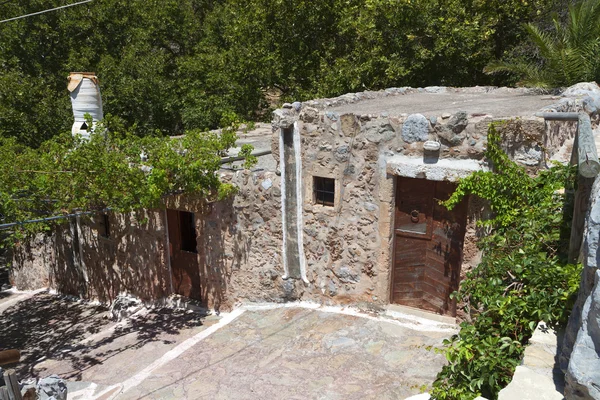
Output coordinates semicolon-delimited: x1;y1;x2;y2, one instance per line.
386;155;487;182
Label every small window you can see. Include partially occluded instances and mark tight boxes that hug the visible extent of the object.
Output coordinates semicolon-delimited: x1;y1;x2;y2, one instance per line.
314;176;335;207
179;211;197;253
99;213;110;238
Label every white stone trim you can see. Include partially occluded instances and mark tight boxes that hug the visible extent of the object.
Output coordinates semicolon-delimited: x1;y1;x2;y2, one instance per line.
279;129;289;280
294;122;309;284
386;155;487;182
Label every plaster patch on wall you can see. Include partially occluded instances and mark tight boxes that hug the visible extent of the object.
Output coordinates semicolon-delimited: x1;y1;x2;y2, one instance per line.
294;122;309;284
279;129;289;280
386;155;487;182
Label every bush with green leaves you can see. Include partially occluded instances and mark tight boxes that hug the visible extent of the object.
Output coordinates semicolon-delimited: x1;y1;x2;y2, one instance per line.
431;123;581;400
0;115;255;249
485;0;600;88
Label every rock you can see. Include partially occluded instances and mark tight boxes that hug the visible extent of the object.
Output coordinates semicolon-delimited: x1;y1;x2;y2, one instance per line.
402;114;430;143
261;179;273;190
498;366;563;400
583;95;600;118
364;202;378;212
340;113;360;136
441;113;451;119
291;101;302;111
562;82;600;98
299;107;319;123
423;141;441;152
272;109;296;129
437;127;465;146
334;145;351;162
282;103;293;109
565;271;600;400
328;279;337;296
366;119;395;143
514;145;543;167
429;116;438;126
108;295;143;322
424;86;446;93
447;111;468;134
326;111;339;122
562;177;600;399
37;375;67;400
334;266;359;284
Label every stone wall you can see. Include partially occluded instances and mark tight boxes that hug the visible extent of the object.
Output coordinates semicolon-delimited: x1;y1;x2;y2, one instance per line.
561;176;600;399
270;103;544;307
10;84;589;315
10;168;285;311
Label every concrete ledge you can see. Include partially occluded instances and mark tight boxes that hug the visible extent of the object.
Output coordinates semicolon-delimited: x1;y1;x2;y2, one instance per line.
386;304;456;325
386;155;487;182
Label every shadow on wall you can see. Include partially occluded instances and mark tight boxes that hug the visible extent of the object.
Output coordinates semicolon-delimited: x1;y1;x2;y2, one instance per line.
50;210;171;304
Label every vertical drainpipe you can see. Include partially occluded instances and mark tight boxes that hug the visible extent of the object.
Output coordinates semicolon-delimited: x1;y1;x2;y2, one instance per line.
274;109;308;283
294;122;309;284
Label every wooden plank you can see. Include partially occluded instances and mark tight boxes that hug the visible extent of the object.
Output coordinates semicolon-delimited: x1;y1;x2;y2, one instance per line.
0;350;20;367
4;369;23;400
394;298;423;309
0;387;9;400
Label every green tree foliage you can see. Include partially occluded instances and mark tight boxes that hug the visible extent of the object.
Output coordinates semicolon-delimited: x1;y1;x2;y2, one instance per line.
485;0;600;88
0;0;566;146
0;116;254;248
431;123;581;400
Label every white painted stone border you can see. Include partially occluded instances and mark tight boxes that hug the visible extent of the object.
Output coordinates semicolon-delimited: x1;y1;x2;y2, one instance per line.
387;155;488;182
293;122;309;283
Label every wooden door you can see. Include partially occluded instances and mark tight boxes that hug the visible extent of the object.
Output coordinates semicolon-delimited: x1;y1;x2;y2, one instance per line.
167;209;202;301
392;177;468;316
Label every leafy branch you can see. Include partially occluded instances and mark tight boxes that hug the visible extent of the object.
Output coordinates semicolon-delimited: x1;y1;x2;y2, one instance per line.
431;121;580;400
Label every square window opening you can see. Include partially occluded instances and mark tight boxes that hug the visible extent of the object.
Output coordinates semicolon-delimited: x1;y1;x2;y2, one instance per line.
314;176;335;207
179;211;198;253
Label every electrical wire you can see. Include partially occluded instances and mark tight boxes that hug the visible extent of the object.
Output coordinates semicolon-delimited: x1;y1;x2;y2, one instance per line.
0;0;93;24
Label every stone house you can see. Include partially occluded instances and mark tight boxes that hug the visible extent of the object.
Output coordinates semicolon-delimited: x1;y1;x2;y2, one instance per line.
11;84;588;318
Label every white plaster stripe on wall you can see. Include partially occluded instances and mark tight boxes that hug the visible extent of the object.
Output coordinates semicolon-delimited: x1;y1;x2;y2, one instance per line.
293;122;309;283
279;129;289;279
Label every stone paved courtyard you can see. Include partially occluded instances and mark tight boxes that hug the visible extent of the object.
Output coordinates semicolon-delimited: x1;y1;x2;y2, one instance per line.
0;291;454;399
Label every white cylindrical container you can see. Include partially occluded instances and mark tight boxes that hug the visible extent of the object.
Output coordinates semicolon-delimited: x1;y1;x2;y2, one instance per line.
68;72;103;140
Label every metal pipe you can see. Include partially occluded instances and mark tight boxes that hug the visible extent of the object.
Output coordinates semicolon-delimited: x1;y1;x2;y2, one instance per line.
536;112;600;178
0;209;106;230
219;149;272;164
535;112;580;121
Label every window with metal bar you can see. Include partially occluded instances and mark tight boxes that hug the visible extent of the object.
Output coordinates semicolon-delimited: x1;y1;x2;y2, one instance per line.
314;176;335;207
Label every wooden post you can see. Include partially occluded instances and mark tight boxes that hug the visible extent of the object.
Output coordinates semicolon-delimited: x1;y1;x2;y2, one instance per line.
0;350;20;367
3;370;22;400
0;387;10;400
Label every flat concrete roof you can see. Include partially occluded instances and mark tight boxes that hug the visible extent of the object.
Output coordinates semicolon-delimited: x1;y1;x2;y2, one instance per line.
323;88;558;118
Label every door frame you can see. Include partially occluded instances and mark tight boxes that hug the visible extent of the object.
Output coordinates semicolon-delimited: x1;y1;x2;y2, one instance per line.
389;176;468;315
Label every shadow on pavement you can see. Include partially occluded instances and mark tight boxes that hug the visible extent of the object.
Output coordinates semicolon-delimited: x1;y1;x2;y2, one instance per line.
0;293;206;380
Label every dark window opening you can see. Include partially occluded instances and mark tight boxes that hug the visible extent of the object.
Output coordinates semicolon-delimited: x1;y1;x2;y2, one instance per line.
180;211;197;253
99;213;110;238
314;176;335;207
80;121;89;130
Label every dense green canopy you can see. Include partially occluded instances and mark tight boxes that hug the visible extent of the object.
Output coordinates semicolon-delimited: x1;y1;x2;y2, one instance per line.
0;0;569;147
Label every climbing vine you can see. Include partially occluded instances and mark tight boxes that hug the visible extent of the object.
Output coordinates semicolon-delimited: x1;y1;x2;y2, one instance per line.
0;114;256;248
431;122;581;400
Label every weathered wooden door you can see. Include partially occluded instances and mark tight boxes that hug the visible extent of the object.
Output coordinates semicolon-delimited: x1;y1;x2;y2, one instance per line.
167;209;202;301
392;177;468;316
